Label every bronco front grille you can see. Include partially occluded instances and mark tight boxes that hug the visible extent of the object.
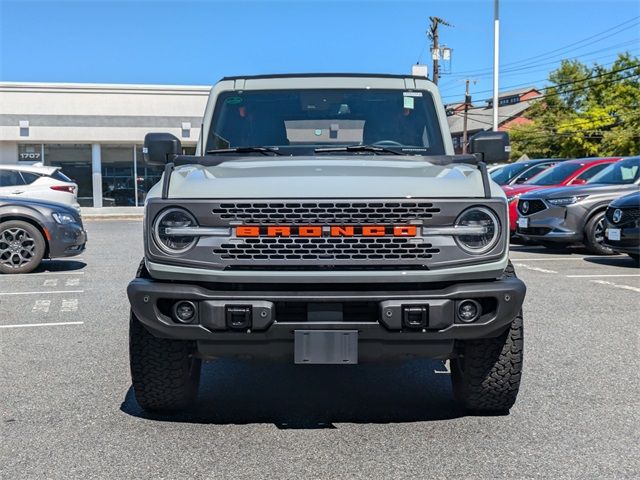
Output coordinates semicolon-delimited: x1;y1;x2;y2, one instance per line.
214;237;440;262
212;201;440;224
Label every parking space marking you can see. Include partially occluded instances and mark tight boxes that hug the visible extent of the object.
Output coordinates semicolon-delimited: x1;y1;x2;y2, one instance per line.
0;321;84;329
43;279;59;287
65;278;80;287
0;271;84;277
32;300;51;314
591;280;640;293
513;263;558;274
60;299;79;313
0;290;84;296
566;274;640;278
510;257;585;261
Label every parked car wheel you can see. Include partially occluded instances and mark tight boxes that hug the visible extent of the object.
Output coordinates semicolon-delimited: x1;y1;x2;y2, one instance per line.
584;212;615;255
629;253;640;265
0;220;46;274
129;311;201;412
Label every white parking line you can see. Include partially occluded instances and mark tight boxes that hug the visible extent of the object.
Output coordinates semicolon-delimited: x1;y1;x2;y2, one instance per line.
591;280;640;293
566;274;640;278
513;263;558;274
0;290;84;296
0;271;84;277
0;321;84;329
510;257;585;261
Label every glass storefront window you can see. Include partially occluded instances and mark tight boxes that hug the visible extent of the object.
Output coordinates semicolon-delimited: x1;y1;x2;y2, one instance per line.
44;144;93;207
135;146;164;205
102;145;136;206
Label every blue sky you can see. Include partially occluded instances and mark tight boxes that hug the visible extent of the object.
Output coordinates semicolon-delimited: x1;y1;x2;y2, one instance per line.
1;0;638;103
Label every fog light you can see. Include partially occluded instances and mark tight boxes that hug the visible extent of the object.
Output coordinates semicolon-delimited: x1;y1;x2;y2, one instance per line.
457;299;481;323
173;301;197;323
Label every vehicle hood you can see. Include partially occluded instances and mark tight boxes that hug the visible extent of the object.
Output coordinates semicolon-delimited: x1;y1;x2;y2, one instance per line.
610;190;640;208
520;183;639;200
152;156;505;199
0;196;76;212
502;184;549;198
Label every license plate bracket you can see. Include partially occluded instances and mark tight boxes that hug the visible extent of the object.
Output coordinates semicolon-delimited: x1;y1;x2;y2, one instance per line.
294;330;358;364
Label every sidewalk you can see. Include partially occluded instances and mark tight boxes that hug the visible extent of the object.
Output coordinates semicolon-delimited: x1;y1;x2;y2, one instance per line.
81;206;144;220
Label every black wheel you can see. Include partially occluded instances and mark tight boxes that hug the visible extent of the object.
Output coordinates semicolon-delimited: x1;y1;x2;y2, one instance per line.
629;253;640;266
450;262;523;414
0;220;46;274
129;311;201;412
584;212;615;255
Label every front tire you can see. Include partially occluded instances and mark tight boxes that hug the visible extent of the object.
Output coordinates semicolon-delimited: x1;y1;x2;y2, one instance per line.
629;253;640;266
451;314;523;414
0;220;46;274
584;212;615;255
129;311;201;412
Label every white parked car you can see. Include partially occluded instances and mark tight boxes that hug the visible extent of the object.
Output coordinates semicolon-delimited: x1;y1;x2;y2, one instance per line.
0;165;79;209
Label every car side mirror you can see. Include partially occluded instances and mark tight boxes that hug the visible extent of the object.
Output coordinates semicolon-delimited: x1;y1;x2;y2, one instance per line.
514;177;527;184
143;133;182;165
469;131;511;163
570;178;587;185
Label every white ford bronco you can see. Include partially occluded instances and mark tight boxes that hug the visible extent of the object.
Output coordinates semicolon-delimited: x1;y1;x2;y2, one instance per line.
128;73;526;414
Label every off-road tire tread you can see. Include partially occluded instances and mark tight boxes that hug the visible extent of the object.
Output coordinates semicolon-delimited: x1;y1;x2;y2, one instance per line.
129;312;201;412
451;261;523;413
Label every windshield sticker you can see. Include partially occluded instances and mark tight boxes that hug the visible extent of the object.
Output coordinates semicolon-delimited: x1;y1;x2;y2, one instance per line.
403;96;415;110
225;96;243;105
403;91;423;97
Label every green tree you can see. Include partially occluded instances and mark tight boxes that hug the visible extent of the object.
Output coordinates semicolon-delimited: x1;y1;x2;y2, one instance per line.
509;53;640;159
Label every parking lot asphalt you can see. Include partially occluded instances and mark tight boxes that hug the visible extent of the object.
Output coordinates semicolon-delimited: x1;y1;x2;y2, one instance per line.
1;220;639;479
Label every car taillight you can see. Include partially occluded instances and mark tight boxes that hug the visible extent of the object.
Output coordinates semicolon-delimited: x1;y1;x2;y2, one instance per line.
50;185;75;194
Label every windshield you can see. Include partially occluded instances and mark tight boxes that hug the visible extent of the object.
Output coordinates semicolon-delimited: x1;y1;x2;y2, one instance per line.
490;163;532;185
206;89;445;155
587;158;640;185
526;162;581;185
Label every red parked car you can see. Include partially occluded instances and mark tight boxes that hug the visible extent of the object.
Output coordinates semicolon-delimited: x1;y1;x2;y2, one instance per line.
503;157;622;233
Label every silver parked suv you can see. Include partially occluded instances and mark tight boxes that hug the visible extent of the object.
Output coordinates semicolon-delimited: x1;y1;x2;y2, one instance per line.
516;157;640;254
127;74;526;414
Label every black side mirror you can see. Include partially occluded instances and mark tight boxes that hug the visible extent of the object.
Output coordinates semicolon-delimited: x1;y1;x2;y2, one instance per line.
143;133;182;165
514;176;527;184
469;131;510;163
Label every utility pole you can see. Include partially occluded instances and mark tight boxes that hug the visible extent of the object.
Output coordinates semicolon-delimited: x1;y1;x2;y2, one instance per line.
462;79;476;154
492;0;500;131
428;16;451;85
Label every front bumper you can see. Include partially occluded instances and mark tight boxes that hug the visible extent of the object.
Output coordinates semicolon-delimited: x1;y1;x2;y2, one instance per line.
48;223;87;258
516;204;585;243
604;226;640;255
127;275;526;362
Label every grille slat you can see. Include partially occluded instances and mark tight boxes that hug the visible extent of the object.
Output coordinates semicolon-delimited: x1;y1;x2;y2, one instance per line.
212;201;440;224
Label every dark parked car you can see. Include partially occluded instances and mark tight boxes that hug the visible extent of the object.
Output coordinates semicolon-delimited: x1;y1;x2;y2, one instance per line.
0;197;87;274
515;156;640;254
490;158;565;186
603;191;640;263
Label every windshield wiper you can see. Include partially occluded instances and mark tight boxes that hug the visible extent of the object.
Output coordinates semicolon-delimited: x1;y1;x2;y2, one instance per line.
206;146;283;156
314;144;404;155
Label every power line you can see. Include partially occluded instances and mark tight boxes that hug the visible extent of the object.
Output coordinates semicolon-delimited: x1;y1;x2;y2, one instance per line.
448;16;640;78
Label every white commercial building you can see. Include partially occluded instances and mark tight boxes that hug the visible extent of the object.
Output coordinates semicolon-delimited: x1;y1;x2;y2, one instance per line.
0;82;210;207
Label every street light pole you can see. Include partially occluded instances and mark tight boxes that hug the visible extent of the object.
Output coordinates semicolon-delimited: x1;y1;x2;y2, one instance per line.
492;0;500;131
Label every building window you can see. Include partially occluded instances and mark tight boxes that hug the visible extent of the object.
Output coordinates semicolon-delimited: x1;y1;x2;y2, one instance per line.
44;144;93;207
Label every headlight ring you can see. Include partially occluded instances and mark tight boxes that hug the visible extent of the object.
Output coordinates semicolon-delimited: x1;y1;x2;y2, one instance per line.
454;207;501;254
152;208;199;254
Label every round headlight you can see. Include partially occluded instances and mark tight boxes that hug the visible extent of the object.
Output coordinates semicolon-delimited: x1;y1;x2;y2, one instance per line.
153;208;198;254
455;207;500;254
